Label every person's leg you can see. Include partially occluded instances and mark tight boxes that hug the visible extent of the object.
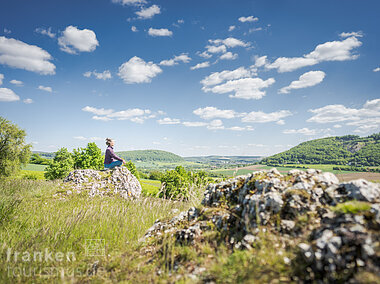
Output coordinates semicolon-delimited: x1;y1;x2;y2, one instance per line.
109;160;122;169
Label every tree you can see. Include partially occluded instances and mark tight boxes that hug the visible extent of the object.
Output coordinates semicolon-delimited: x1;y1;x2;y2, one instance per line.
30;153;50;165
72;142;103;170
0;117;31;177
44;148;74;180
125;160;139;179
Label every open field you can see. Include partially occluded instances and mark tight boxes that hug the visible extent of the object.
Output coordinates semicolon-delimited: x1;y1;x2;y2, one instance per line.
21;164;47;171
336;172;380;183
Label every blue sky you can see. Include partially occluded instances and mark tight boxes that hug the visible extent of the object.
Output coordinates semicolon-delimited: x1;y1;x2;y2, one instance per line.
0;0;379;156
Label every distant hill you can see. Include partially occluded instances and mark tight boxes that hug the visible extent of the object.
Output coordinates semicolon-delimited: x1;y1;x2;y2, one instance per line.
116;150;184;163
32;151;55;159
262;133;380;166
184;155;262;165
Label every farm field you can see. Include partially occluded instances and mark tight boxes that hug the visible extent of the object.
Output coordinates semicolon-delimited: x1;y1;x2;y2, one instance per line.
21;163;47;171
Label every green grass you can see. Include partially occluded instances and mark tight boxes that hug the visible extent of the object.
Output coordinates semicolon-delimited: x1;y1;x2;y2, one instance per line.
21;163;47;171
0;178;197;283
140;179;161;196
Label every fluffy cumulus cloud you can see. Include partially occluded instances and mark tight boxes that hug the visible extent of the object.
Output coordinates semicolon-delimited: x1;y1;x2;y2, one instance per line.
283;128;318;136
112;0;146;5
131;26;138;32
136;5;160;19
58;26;99;54
157;117;181;125
220;52;238;60
35;27;56;38
339;31;363;38
38;85;52;92
0;36;55;75
279;70;326;94
118;56;162;84
148;28;172;37
209;37;249;48
160;53;191;66
83;70;112;80
265;35;362;72
228;25;236;32
0;87;20;102
182;121;208;127
238;16;259;23
82;105;158;123
193;106;237;120
0;73;3;85
373;67;380;72
242;110;292;123
203;77;275;100
10;79;23;86
201;66;275;99
205;44;227;54
190;61;210;70
307;99;380;133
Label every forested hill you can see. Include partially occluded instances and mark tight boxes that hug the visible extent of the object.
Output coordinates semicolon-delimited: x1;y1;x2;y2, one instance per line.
116;150;184;163
261;133;380;166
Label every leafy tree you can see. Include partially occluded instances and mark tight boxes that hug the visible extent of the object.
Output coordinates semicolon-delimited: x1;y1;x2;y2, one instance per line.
73;142;103;170
44;148;74;180
0;117;31;177
30;153;50;165
124;160;139;179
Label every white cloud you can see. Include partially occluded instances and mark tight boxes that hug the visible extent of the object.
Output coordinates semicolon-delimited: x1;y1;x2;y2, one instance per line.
0;87;19;102
0;74;3;85
112;0;146;5
205;45;227;54
238;16;259;23
0;36;56;75
197;51;212;59
3;28;11;34
136;5;161;19
10;79;23;86
83;70;112;80
228;26;236;32
118;56;162;84
339;31;363;38
249;27;263;33
203;77;275;100
23;98;33;104
279;70;326;94
307;99;380;133
242;110;292;123
131;26;138;32
148;28;172;37
220;52;238;60
193;106;237;120
266;35;362;72
207;119;224;130
160;53;191;66
276;120;285;125
201;67;253;87
38;85;52;93
190;61;210;70
82;106;114;116
58;26;99;54
209;37;249;48
35;27;56;38
74;135;104;140
333;124;342;128
157;117;181;124
183;121;208;127
283;128;317;136
373;67;380;72
228;126;254;131
83;105;156;123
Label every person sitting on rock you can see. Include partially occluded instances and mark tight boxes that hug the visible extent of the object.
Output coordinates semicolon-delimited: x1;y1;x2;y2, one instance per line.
104;138;126;169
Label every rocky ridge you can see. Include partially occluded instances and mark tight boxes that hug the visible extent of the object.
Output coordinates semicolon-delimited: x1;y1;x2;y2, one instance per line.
143;169;380;282
59;167;142;199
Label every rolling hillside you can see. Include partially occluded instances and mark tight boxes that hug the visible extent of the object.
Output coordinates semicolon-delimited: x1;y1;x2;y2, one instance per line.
116;150;184;163
262;133;380;166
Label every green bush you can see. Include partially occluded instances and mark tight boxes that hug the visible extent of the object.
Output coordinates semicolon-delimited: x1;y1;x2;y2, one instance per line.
44;148;74;180
125;161;139;179
73;142;103;170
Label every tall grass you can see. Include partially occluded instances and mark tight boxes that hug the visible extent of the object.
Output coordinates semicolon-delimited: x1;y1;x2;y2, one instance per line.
0;178;198;283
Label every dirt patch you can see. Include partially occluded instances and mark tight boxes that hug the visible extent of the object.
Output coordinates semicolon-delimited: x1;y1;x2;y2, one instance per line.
336;172;380;183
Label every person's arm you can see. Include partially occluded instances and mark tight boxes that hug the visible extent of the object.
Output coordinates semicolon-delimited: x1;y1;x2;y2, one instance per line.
109;148;124;162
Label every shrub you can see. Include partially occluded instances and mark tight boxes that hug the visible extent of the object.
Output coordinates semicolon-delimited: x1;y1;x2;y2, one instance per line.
125;161;139;179
44;148;74;180
73;142;103;170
